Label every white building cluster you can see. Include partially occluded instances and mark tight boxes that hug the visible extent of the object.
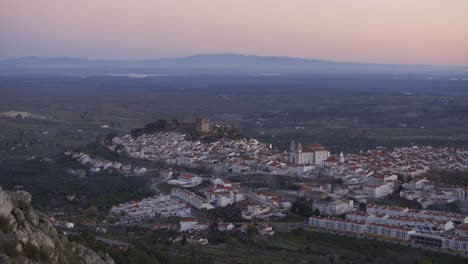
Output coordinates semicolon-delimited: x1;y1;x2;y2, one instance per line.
329;146;467;180
312;199;354;216
108;131;337;176
171;188;214;210
318;146;467;206
202;178;245;207
366;204;468;224
255;192;292;210
168;173;203;187
310;216;413;240
111;194;191;222
347;211;455;232
310;204;468;253
400;179;467;208
108;132;280;172
310;216;468;252
66;151;147;175
239;192;291;220
241;204;273;220
342;146;467;175
179;218;209;232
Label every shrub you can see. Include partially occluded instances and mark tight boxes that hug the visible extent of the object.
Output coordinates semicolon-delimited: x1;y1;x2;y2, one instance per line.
0;241;20;257
23;242;50;262
0;216;14;233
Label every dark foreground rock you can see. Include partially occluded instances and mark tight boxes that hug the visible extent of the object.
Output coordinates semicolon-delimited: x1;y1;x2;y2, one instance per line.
0;187;114;264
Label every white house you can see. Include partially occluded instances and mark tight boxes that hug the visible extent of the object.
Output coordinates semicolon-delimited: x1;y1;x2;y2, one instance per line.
313;199;354;215
444;237;468;252
230;162;251;173
455;224;468;238
217;222;235;232
363;184;391;198
180;219;198;231
168;173;203;187
171;188;214;210
242;205;271;220
258;224;275;235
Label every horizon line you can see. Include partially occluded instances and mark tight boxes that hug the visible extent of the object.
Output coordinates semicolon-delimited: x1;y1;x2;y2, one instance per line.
1;53;467;68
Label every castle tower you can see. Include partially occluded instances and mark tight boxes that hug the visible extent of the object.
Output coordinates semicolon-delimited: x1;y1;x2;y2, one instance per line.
195;118;210;133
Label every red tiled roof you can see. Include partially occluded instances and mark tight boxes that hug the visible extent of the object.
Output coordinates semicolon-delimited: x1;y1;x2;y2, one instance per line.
324;156;338;163
180;173;196;179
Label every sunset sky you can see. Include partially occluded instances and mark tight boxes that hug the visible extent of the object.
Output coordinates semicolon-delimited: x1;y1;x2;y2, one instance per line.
1;0;467;65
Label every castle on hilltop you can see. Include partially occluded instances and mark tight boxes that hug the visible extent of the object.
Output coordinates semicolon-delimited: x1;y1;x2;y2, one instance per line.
289;141;331;166
195;118;210;134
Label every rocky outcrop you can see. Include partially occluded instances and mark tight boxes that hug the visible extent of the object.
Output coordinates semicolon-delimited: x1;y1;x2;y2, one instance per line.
0;187;114;264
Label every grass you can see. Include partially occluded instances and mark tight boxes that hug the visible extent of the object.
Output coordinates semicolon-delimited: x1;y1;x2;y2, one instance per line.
157;182;174;194
196;230;467;264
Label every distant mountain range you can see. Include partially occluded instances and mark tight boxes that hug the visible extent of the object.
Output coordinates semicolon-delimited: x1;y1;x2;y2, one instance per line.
1;54;467;75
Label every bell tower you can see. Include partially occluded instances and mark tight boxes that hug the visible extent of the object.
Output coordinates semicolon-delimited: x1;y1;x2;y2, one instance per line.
289;141;296;164
339;152;345;163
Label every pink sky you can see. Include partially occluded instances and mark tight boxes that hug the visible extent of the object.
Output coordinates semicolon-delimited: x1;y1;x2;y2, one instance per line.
1;0;467;65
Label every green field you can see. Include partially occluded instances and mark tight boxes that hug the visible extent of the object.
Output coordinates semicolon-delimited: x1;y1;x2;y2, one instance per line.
197;230;466;264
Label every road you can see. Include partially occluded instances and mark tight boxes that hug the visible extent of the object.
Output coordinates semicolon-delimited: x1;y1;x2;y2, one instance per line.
95;236;131;247
270;222;307;233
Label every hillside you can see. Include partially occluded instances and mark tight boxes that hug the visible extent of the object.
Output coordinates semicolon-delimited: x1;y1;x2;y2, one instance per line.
0;186;114;264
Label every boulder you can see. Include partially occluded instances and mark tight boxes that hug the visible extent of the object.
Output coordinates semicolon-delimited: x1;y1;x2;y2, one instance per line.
30;230;56;249
6;213;17;233
0;192;13;218
72;243;115;264
0;188;114;264
23;207;39;227
12;208;26;224
8;191;31;208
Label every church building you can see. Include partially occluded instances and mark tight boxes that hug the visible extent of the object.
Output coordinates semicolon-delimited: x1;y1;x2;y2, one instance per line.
289;141;331;166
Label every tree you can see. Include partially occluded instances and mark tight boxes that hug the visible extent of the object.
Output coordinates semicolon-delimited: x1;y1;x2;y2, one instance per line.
247;224;257;239
85;206;98;217
359;202;367;212
291;197;314;217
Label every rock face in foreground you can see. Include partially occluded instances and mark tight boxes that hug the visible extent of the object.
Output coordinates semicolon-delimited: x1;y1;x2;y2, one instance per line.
0;187;114;264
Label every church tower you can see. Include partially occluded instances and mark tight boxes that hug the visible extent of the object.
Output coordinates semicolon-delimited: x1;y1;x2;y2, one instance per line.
297;142;303;164
289;141;296;164
339;152;345;163
290;140;296;152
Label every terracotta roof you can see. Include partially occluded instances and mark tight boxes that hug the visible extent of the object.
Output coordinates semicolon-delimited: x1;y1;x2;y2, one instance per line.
180;173;196;179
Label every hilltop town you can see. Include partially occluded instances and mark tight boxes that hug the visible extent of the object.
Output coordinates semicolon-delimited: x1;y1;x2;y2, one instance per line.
2;3;468;262
47;118;468;259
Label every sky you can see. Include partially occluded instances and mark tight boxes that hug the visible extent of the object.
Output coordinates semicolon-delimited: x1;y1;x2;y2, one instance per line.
0;0;467;65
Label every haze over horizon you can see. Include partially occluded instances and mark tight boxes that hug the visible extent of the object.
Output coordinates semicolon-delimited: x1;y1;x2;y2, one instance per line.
1;0;468;66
